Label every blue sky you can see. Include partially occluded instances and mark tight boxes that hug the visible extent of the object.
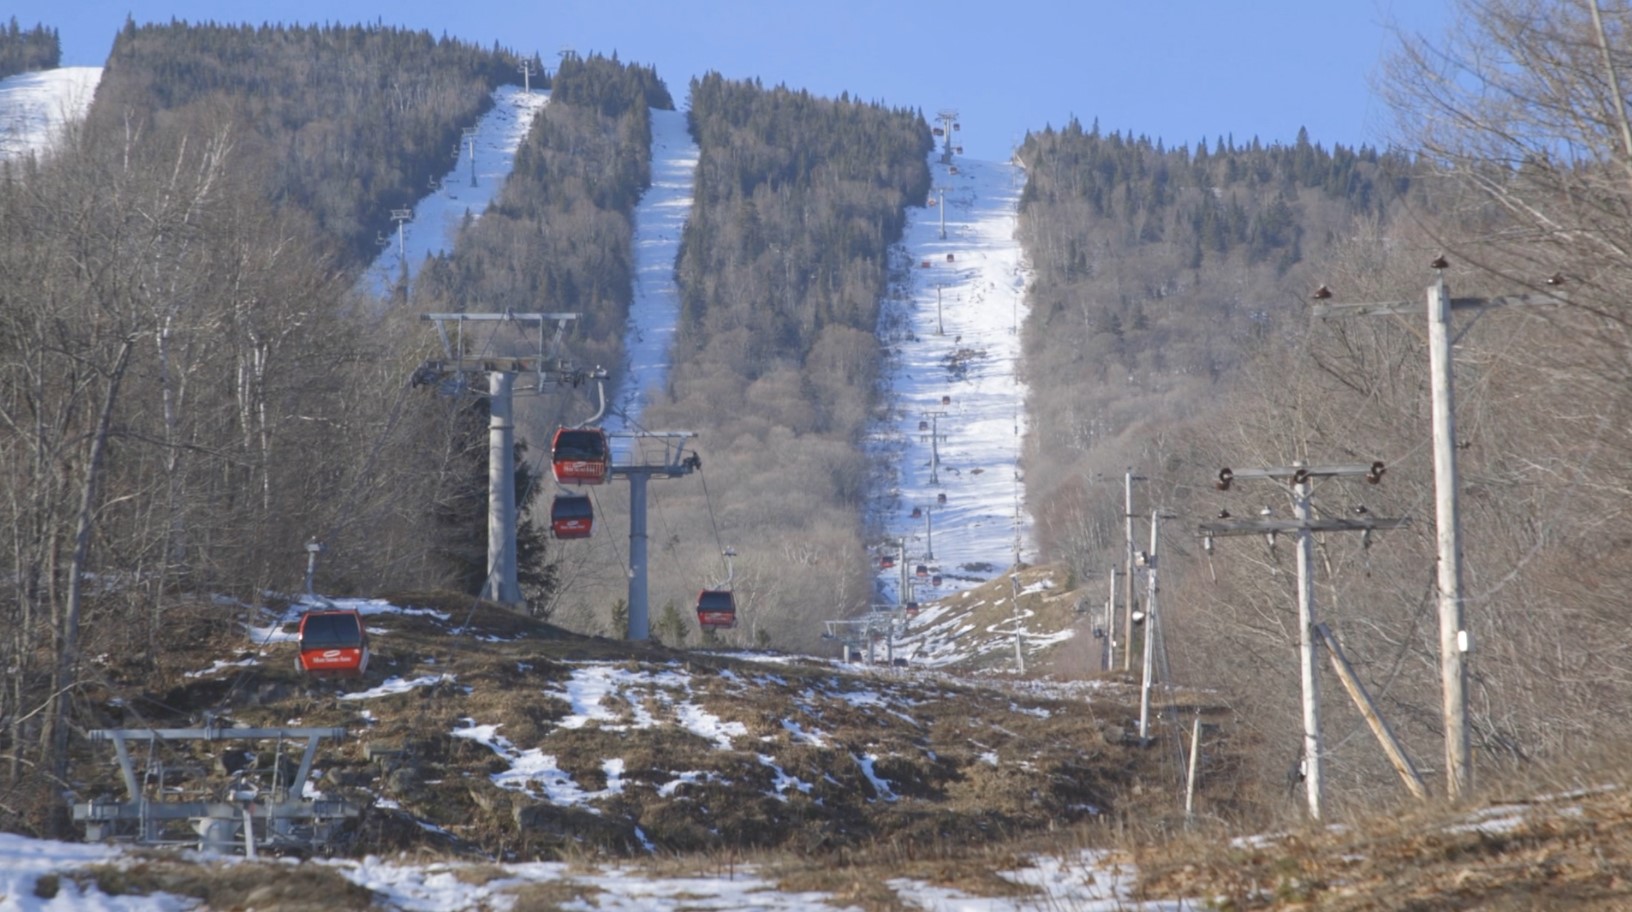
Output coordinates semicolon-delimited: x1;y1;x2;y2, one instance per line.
26;0;1446;161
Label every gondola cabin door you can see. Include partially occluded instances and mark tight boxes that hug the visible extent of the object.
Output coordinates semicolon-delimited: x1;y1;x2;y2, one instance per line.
550;494;594;539
695;590;737;630
551;427;611;485
297;609;370;678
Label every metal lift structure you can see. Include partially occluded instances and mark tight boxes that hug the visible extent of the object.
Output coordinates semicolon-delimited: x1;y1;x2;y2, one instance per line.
71;724;358;855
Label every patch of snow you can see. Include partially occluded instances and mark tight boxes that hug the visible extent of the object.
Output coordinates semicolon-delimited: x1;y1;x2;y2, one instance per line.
854;753;897;802
338;674;452;701
781;718;828;747
0;67;100;162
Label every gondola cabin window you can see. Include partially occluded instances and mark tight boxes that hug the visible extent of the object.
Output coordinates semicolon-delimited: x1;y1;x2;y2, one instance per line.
551;427;611;485
695;590;737;630
297;610;369;678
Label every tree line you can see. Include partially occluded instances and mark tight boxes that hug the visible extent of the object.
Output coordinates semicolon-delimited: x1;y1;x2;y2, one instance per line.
0;18;58;78
91;20;541;267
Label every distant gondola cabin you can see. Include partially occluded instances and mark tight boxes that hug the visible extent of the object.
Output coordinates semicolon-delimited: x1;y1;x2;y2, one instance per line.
931;574;943;587
880;555;896;569
550;494;594;539
297;610;369;678
915;564;929;578
696;590;737;630
551;427;610;485
910;506;922;519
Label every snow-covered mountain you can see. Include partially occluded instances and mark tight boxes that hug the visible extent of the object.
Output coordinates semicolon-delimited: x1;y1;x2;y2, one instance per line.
0;66;100;162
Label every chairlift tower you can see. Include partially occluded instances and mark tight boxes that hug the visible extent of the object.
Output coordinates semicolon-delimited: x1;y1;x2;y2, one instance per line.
935;109;959;164
517;59;534;94
608;431;701;640
415;311;597;606
921;410;948;484
390;208;413;259
462;127;480;187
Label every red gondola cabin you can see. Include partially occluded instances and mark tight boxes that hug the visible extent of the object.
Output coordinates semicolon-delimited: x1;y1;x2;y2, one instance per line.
297;609;369;678
551;427;611;485
915;564;929;578
550;494;594;539
879;555;896;569
696;590;737;630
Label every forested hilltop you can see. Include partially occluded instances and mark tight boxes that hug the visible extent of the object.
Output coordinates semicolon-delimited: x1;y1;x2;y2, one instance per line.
92;21;540;267
1015;121;1418;565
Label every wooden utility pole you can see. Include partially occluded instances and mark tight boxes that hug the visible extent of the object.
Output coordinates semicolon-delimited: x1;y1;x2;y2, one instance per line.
1312;263;1562;802
1104;565;1119;672
1201;461;1406;820
1137;511;1163;740
1009;574;1025;675
1122;470;1144;671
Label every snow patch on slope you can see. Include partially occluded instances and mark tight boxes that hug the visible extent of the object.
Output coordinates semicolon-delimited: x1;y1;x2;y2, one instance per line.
0;67;101;162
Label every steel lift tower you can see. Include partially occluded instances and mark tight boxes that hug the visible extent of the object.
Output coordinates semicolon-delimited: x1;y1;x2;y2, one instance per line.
415;311;602;606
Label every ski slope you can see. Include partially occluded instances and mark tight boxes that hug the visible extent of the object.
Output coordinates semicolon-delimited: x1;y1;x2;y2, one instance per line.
868;146;1035;606
360;86;549;298
0;66;100;162
604;106;697;447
